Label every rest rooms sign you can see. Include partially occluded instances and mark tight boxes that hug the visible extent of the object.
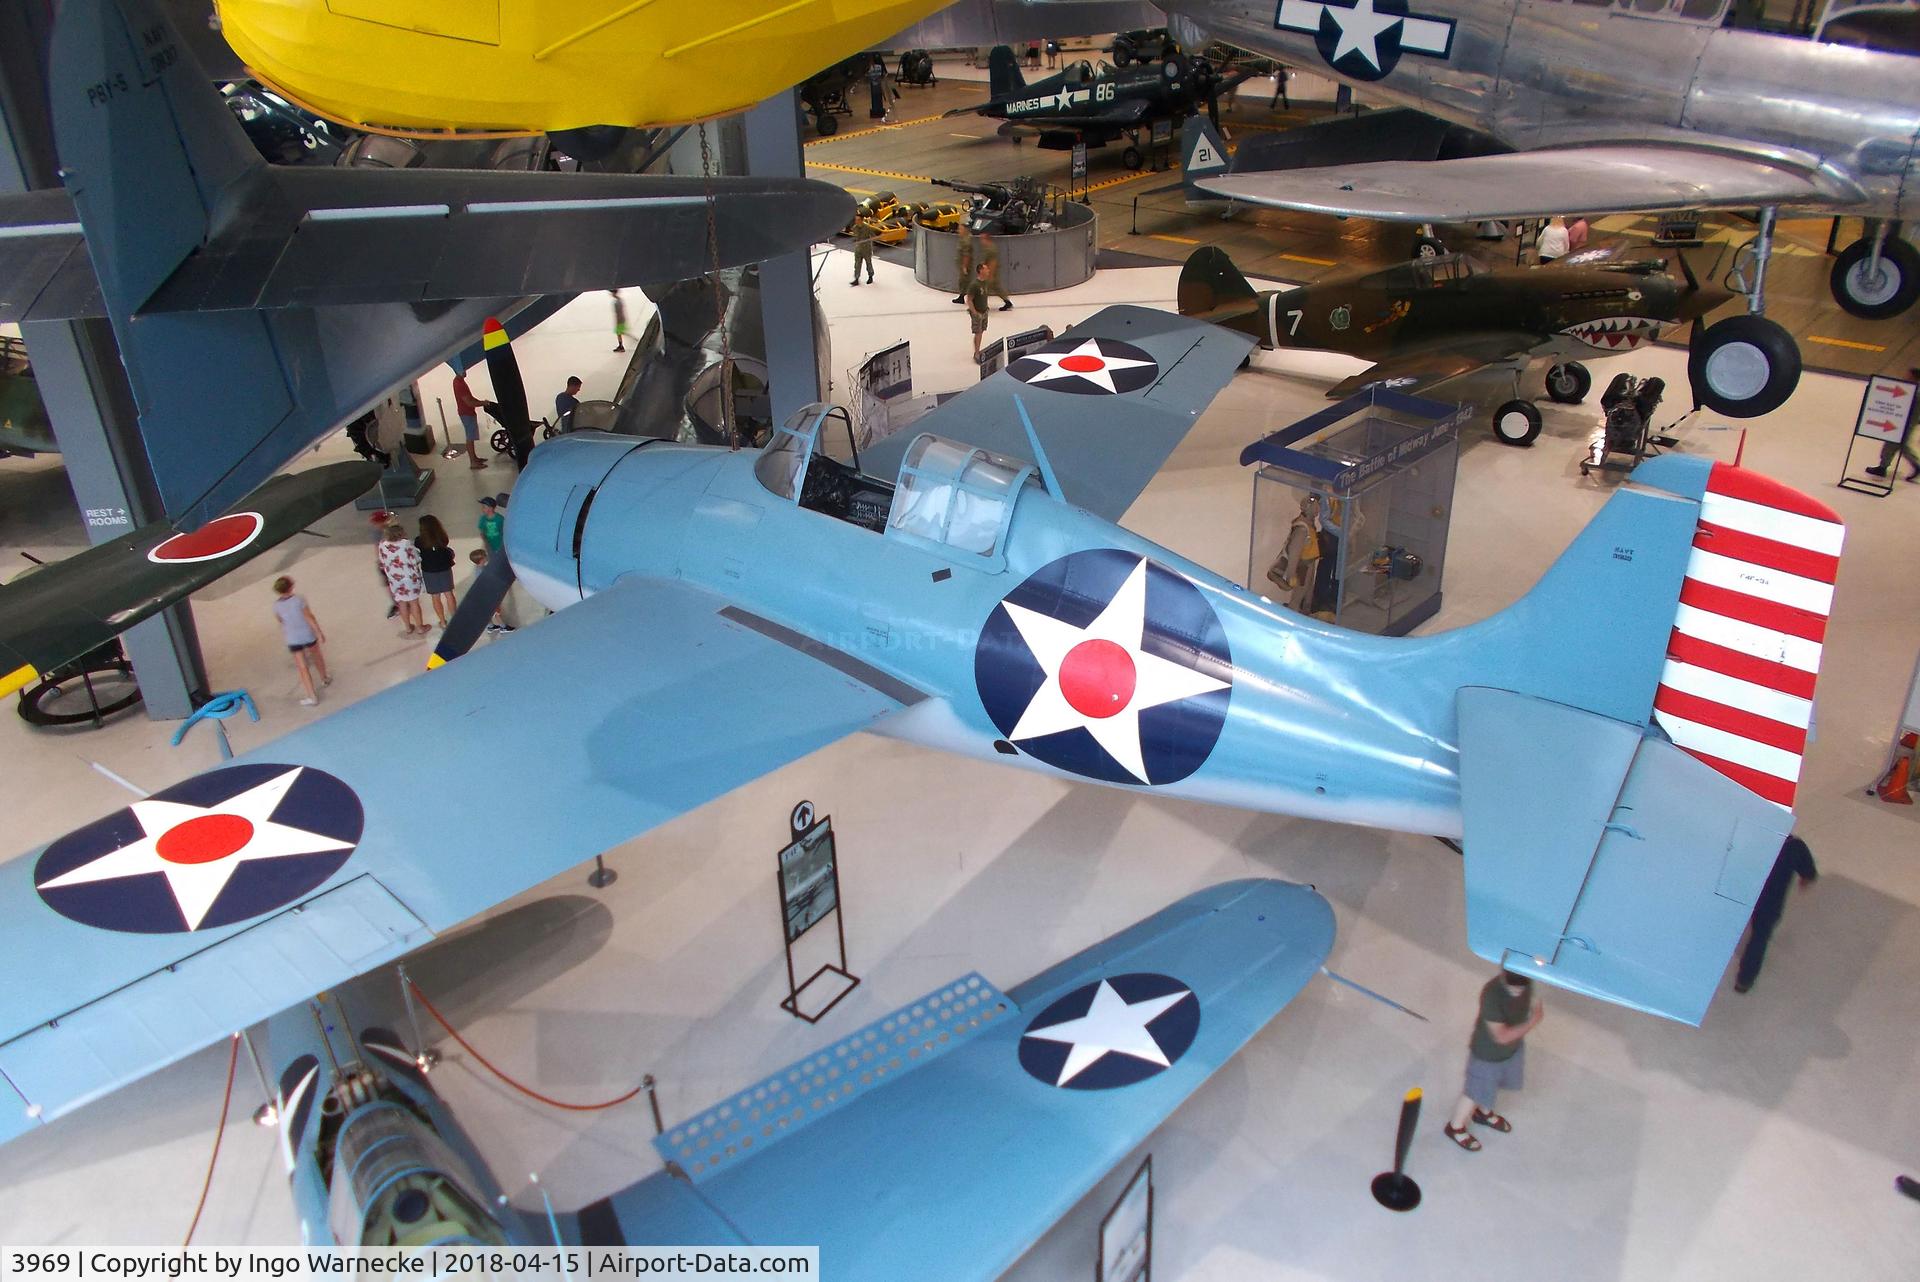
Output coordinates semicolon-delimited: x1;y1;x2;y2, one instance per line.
1856;375;1915;442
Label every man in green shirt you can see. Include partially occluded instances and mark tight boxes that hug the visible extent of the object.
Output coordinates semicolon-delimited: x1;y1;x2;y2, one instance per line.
1444;969;1544;1151
965;264;991;360
849;219;877;286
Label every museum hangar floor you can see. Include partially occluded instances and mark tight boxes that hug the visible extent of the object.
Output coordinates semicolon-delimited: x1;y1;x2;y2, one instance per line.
2;213;1918;1277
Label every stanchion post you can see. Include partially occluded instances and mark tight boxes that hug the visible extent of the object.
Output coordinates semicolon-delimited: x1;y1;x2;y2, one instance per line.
589;854;617;888
397;965;436;1071
644;1074;663;1135
1370;1087;1424;1211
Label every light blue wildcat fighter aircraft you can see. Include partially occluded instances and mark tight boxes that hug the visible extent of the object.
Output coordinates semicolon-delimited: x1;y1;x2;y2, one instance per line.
1;294;1840;1131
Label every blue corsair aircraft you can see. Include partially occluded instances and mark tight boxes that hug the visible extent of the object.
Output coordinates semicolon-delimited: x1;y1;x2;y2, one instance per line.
0;278;1841;1233
243;878;1329;1260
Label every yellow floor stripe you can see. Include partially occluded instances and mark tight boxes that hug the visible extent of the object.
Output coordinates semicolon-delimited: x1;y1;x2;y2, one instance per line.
1806;334;1887;352
1276;251;1337;267
1085;168;1160;194
803;112;946;147
844;187;876;195
1150;233;1201;245
809;160;935;184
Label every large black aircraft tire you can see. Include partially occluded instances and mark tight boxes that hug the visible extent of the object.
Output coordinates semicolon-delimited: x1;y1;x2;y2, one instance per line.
1688;314;1801;419
1545;361;1591;404
1492;399;1542;447
1830;236;1920;320
815;111;838;137
1122;146;1144;170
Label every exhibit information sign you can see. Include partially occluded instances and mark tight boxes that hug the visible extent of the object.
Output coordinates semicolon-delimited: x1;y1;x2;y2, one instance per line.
779;817;838;944
1855;375;1915;443
1071;141;1089;182
1098;1156;1153;1282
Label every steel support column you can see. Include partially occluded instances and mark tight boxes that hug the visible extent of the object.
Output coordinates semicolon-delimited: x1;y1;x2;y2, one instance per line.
0;2;206;718
744;91;826;423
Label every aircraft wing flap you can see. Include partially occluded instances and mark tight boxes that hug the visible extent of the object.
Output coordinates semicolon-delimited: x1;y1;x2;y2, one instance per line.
139;172;855;313
0;874;430;1143
858;305;1255;522
1198;144;1841;222
0;575;913;1137
1322;331;1539;399
593;880;1334;1279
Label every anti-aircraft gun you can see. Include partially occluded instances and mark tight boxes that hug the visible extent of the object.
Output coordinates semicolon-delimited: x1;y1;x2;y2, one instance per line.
932;175;1059;236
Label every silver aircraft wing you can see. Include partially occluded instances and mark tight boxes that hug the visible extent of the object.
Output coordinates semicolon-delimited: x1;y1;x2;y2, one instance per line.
1196;144;1847;222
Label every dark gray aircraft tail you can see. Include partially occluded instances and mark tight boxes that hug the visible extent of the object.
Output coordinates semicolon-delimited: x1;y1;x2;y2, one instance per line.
989;44;1027;98
1177;246;1260;320
36;0;853;529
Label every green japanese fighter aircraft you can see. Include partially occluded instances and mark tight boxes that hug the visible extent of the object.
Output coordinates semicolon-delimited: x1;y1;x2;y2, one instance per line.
1177;246;1733;446
0;335;57;458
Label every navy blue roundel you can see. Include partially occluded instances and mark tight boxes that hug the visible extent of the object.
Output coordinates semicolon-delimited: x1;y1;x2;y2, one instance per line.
975;549;1233;786
35;763;362;934
1276;0;1458;83
1006;337;1159;396
1019;973;1201;1090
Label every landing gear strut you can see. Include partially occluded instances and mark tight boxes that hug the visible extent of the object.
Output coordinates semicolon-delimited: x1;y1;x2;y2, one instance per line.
1688;206;1801;419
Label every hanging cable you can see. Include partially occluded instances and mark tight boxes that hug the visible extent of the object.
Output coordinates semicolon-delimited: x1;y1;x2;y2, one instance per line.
698;124;739;451
183;1033;240;1247
404;979;647;1112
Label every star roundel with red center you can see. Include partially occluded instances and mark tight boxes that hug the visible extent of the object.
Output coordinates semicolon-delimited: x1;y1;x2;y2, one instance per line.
146;512;265;564
1006;337;1160;396
975;549;1234;786
35;763;363;934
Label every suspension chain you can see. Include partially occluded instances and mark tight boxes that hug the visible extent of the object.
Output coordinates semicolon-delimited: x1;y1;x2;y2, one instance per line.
698;125;739;451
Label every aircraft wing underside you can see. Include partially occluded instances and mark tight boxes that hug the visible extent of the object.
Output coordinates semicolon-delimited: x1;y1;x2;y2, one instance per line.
858;305;1256;523
1198;144;1847;222
0;460;379;699
0;576;918;1142
577;879;1335;1280
1320;331;1541;399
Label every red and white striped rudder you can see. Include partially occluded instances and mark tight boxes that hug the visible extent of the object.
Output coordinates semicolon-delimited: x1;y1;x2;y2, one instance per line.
1652;463;1844;810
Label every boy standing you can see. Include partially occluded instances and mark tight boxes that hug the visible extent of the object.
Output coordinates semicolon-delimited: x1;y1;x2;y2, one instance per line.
478;495;506;555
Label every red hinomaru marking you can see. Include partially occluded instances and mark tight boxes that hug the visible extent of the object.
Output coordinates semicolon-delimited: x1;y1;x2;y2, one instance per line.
1059;639;1136;718
156;814;255;865
147;512;263;563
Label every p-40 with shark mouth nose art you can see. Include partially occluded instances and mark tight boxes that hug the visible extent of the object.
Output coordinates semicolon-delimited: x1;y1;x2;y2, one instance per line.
1177;246;1732;446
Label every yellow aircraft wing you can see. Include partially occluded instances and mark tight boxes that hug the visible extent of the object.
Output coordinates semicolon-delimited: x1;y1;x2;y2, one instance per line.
216;0;948;134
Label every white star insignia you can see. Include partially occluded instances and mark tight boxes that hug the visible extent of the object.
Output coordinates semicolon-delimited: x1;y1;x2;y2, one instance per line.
1015;339;1157;394
1328;0;1403;71
1000;559;1230;784
38;767;353;930
1024;979;1192;1086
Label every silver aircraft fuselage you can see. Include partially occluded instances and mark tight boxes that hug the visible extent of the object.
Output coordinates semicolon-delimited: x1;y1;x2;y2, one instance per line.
1171;0;1920;218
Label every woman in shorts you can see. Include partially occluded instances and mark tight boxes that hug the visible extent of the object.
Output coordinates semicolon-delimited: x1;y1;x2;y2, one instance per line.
272;576;330;706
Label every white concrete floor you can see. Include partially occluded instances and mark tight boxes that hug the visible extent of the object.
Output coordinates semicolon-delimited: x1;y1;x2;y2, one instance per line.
2;259;1918;1280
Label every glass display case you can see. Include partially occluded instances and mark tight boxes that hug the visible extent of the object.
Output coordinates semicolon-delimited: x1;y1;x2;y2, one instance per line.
1242;388;1465;636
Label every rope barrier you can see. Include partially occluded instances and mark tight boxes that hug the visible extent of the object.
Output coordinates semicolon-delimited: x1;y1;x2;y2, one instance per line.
405;980;647;1112
183;1034;239;1247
